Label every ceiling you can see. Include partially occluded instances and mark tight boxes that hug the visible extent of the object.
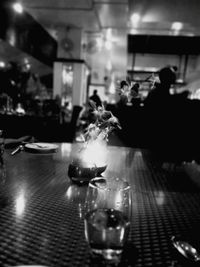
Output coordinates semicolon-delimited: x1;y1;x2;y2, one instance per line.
2;0;200;78
0;39;52;76
21;0;128;33
21;0;200;36
128;0;200;35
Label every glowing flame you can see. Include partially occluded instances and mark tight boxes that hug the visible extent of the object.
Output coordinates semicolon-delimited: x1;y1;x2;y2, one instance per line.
75;101;120;168
81;140;107;167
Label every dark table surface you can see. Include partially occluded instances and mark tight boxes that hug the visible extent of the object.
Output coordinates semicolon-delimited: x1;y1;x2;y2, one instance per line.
1;143;200;267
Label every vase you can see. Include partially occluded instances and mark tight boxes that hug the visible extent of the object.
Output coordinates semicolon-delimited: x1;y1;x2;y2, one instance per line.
68;139;108;184
68;157;107;184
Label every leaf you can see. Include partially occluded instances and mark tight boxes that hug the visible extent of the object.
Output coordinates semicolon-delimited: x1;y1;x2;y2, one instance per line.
88;100;97;110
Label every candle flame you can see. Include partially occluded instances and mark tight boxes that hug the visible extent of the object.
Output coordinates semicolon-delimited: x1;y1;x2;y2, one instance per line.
81;140;107;167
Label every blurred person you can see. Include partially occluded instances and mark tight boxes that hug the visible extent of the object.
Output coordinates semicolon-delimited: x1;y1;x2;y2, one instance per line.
130;83;140;97
130;82;141;107
116;80;129;107
15;102;25;115
144;65;190;110
143;65;194;164
89;89;102;108
144;66;177;107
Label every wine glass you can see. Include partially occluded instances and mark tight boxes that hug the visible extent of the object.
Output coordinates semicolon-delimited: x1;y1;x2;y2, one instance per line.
84;177;131;264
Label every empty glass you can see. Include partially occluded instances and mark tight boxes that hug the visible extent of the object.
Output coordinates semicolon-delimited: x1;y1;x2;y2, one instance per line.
84;177;131;263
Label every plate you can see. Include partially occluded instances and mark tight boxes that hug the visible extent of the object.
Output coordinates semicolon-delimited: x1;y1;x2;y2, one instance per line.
15;266;49;267
24;143;58;154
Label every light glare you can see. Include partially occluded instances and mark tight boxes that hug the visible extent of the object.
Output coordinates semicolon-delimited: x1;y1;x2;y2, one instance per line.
171;22;183;31
13;3;23;14
131;13;140;25
0;61;6;68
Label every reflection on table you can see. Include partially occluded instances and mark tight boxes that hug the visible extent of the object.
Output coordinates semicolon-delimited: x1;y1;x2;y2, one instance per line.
0;143;200;266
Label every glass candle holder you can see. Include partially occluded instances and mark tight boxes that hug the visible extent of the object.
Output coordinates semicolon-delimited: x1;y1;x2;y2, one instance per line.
68;158;107;184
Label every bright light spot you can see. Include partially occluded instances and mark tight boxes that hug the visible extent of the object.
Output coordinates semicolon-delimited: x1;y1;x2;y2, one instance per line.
130;13;140;25
115;191;122;209
105;40;112;50
26;63;31;70
109;80;115;94
81;141;107;167
16;103;25;114
16;191;26;217
62;65;73;85
13;3;24;14
0;61;5;68
66;186;73;199
171;22;183;31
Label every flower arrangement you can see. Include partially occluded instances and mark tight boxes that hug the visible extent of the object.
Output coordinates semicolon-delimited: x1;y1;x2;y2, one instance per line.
68;75;158;184
68;100;121;184
80;100;121;146
117;75;157;105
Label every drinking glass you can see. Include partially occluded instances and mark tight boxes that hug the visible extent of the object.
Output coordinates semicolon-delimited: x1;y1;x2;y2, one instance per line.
84;177;131;263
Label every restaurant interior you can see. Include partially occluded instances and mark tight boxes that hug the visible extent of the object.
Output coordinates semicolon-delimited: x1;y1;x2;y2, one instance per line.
1;0;200;147
1;1;200;267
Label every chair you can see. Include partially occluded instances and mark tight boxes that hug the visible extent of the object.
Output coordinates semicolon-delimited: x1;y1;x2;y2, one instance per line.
62;105;83;142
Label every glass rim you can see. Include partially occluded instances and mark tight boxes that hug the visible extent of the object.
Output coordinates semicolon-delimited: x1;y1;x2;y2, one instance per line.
88;177;130;191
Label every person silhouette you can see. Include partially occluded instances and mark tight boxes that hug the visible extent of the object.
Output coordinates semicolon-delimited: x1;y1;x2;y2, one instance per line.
144;66;177;107
116;80;129;107
130;83;141;107
89;89;102;108
143;66;193;164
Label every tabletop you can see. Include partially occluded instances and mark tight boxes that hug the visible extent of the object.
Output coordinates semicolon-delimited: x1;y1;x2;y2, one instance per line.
0;143;200;267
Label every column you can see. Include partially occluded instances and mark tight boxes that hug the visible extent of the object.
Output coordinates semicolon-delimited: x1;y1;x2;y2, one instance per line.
53;26;88;107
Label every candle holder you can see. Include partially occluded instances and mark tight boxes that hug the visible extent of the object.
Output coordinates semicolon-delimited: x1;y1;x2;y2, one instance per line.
67;100;121;184
68;157;107;184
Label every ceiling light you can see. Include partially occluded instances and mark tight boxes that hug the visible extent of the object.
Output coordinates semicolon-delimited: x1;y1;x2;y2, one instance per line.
13;3;24;14
0;61;6;68
26;63;31;70
171;22;183;31
130;13;140;25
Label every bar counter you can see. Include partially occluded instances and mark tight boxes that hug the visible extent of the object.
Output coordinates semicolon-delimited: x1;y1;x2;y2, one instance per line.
0;143;200;266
